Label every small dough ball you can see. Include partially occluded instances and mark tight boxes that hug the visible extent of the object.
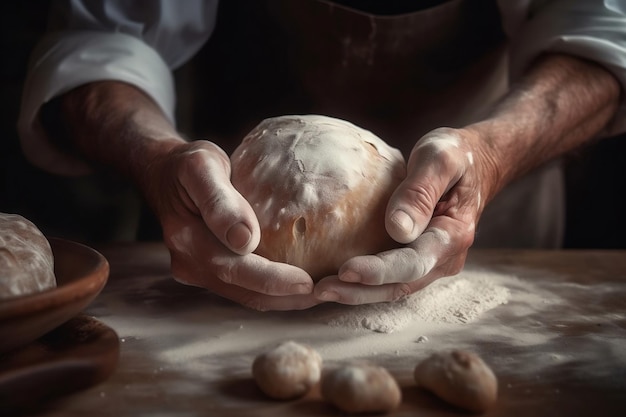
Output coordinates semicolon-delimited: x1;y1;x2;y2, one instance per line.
0;213;56;299
252;340;322;400
321;362;402;414
414;350;498;412
230;115;406;280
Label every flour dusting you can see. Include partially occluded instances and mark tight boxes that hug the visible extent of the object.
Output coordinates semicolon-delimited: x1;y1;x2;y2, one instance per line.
327;269;512;333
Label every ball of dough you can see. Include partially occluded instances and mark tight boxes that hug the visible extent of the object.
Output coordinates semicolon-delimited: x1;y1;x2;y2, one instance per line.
413;350;498;412
0;213;56;299
230;115;406;280
321;362;402;414
252;340;322;400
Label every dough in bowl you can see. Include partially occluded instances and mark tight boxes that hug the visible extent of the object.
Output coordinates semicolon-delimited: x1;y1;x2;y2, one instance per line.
0;213;56;299
230;115;406;280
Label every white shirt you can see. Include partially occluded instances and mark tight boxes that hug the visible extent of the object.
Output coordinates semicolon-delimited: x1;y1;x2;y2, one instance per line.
17;0;626;177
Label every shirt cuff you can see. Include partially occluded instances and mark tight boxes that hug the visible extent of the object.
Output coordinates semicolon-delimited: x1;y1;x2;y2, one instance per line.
507;1;626;136
17;31;176;175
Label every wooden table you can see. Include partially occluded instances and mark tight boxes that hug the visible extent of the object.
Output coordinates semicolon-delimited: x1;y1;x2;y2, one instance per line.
23;243;626;416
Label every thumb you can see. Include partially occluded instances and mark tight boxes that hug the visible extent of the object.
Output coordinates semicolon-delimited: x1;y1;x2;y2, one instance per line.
385;136;458;244
385;178;438;244
182;142;261;255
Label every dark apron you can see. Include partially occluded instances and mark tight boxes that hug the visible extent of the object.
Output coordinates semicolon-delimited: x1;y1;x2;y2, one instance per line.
183;0;564;248
266;0;506;155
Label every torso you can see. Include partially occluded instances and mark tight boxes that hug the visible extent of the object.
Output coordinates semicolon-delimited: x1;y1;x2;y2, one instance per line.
185;0;506;156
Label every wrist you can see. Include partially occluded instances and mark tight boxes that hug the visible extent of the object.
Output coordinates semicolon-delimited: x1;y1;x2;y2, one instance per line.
462;53;620;203
55;81;186;182
455;124;508;207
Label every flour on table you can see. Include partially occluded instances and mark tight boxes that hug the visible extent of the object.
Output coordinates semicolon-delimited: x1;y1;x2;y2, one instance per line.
326;269;512;333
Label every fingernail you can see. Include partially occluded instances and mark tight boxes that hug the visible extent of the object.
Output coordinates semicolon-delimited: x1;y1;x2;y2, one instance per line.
226;222;252;251
340;271;361;283
318;291;340;302
390;210;414;234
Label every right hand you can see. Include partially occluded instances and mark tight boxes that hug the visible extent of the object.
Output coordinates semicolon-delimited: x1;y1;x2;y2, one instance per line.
143;140;319;311
52;81;318;310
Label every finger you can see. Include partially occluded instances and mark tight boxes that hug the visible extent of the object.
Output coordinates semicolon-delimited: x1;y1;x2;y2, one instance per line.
314;276;421;305
173;260;320;311
169;230;319;311
337;227;451;285
181;142;261;255
210;252;315;296
212;284;322;311
168;215;314;297
386;129;462;244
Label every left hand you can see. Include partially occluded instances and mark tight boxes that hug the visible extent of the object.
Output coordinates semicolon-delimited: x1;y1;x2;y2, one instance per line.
314;127;489;304
313;52;623;306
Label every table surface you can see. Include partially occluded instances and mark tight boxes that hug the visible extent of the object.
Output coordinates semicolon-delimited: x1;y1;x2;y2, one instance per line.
26;243;626;416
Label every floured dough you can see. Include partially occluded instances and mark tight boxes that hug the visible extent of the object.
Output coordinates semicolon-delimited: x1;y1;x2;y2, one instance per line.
252;340;322;399
230;115;406;279
0;213;56;299
414;350;498;412
321;362;402;413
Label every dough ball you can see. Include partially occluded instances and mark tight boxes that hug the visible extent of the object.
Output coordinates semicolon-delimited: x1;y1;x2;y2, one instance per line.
230;115;406;280
414;350;498;412
252;340;322;400
0;213;56;299
321;362;402;414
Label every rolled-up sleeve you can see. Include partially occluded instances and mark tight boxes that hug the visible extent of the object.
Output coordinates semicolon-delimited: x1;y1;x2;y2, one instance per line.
17;0;218;176
499;0;626;136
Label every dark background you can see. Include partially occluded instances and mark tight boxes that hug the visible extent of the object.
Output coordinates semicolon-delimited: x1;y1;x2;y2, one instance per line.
1;1;625;248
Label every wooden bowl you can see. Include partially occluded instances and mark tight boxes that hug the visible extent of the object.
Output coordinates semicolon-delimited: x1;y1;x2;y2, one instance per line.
0;238;109;354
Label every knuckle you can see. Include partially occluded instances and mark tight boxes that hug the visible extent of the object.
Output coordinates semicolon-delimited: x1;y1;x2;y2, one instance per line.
179;145;210;171
179;144;229;182
414;127;461;154
198;187;228;213
411;132;466;176
401;182;440;216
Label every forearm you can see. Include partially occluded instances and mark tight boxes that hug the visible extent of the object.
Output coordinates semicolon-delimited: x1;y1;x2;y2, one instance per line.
43;81;186;192
466;53;621;202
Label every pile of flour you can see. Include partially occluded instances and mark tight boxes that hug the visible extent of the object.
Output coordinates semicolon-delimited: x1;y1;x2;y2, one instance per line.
326;269;513;333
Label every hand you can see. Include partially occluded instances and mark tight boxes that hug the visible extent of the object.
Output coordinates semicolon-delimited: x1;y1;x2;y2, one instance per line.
51;81;319;311
144;139;319;311
314;127;486;304
313;54;622;305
